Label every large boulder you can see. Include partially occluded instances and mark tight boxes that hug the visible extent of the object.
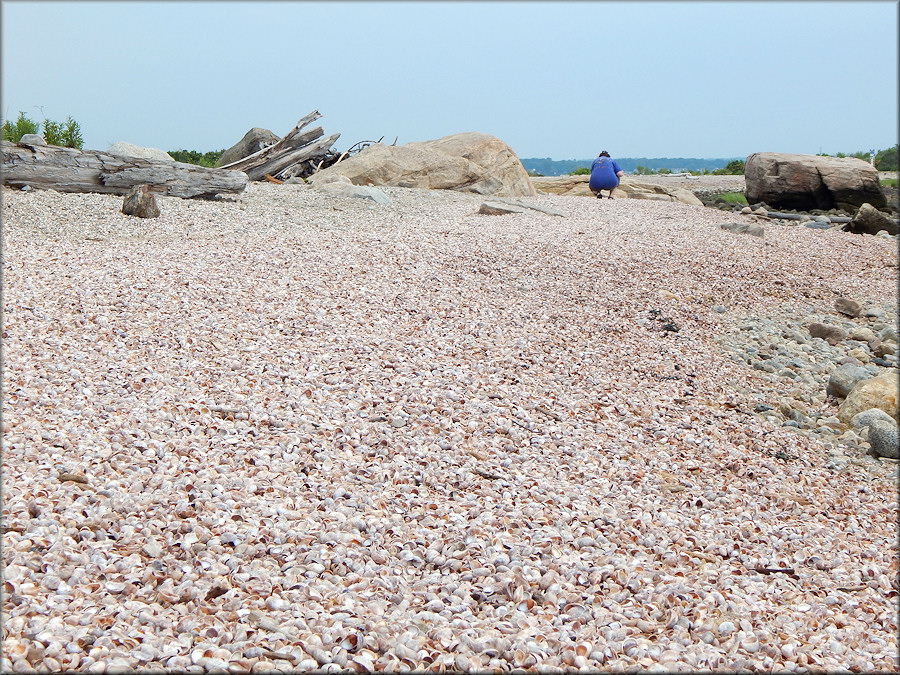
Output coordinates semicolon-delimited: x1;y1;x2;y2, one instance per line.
530;175;703;206
107;142;174;162
308;132;536;197
745;152;886;212
216;127;280;167
837;369;899;424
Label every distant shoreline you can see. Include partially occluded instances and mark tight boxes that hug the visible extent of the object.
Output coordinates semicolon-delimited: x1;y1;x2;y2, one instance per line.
521;156;742;176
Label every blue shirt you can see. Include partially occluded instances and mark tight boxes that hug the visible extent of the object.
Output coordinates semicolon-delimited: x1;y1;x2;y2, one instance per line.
589;157;623;191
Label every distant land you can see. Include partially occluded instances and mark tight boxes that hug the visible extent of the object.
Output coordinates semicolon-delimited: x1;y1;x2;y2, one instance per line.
521;157;743;176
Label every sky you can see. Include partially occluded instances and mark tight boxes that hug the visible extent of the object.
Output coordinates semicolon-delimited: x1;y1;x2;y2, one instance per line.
2;1;897;160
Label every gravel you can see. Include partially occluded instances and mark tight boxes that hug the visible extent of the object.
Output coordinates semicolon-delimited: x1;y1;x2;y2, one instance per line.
2;182;898;673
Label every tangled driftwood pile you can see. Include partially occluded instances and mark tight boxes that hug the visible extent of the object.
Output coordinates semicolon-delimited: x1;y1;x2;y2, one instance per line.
217;110;341;182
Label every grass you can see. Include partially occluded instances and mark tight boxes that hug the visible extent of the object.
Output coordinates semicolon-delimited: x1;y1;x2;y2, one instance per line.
718;192;748;205
880;178;898;188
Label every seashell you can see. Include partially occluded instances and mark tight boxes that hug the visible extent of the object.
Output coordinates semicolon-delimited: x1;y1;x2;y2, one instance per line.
740;637;761;654
351;652;376;672
4;640;28;659
513;649;538;668
308;647;332;665
339;631;363;653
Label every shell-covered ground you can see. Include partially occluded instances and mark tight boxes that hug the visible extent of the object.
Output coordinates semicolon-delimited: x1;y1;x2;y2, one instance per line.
2;183;898;673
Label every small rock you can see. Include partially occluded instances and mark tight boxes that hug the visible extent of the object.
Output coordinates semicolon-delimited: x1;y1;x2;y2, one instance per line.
834;297;862;317
122;184;161;218
847;326;876;342
875;341;897;358
842;203;899;236
719;222;764;237
878;326;899;343
479;201;527;215
142;540;163;558
807;322;847;346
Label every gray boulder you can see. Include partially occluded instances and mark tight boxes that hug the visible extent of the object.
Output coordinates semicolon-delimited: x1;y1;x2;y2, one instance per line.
308;132;536;198
107;141;174;161
867;419;899;459
19;133;46;145
850;407;897;430
745;152;886;212
827;363;872;399
216;127;280;167
842;203;898;236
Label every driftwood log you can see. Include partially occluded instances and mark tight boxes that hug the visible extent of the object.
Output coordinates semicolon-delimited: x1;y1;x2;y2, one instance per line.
1;141;248;198
218;110;341;181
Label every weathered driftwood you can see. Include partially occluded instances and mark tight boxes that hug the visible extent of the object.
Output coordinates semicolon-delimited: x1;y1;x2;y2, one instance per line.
218;109;341;181
251;133;340;181
1;141;248;198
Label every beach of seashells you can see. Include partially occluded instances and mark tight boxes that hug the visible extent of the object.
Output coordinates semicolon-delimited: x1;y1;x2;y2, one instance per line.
2;181;898;673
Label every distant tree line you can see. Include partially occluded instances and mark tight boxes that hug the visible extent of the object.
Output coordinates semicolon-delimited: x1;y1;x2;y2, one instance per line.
522;157;741;176
168;149;225;168
818;146;897;172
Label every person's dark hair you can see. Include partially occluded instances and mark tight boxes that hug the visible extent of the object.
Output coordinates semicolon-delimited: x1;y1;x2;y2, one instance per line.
599;150;610;158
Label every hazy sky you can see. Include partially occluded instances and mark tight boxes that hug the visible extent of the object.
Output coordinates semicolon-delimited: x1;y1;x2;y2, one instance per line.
2;1;897;160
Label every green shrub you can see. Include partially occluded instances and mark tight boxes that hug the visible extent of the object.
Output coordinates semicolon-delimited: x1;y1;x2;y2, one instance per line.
568;166;590;175
168;149;225;168
875;146;898;171
712;159;745;176
657;167;672;175
41;116;83;149
2;112;39;142
634;165;654;175
60;117;84;149
2;111;83;148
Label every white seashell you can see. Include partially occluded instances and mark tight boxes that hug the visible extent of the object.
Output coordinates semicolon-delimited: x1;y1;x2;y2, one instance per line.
4;640;28;658
740;637;761;654
351;653;375;672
